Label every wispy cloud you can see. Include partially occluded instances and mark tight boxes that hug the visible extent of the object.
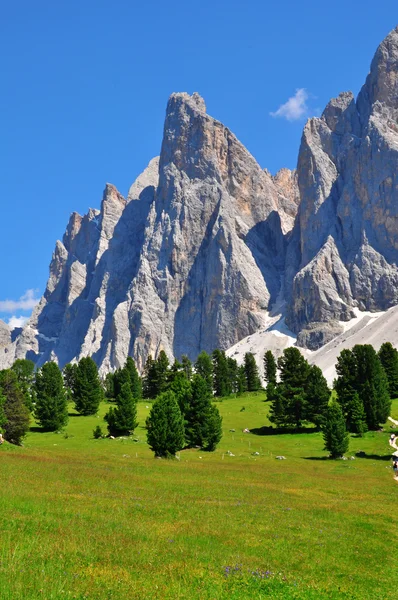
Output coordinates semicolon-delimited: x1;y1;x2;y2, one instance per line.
270;88;309;121
0;289;40;313
8;315;28;330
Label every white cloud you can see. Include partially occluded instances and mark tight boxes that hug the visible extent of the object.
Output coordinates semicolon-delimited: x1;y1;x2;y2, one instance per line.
0;289;40;313
270;88;309;121
8;316;28;330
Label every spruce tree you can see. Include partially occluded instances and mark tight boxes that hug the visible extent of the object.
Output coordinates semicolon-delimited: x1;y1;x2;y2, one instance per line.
264;350;277;387
142;355;156;399
212;349;231;397
272;347;311;428
73;357;103;415
105;382;138;436
353;344;391;430
323;400;349;458
195;351;213;396
156;350;170;393
0;388;7;433
244;353;261;391
305;365;330;428
168;372;192;418
378;342;398;399
349;392;367;437
103;372;115;401
227;357;239;394
12;359;35;410
146;391;185;458
113;367;131;398
184;374;222;451
236;365;247;396
34;362;68;431
268;383;286;428
334;349;359;430
181;355;193;381
125;357;142;399
0;370;30;445
63;363;78;401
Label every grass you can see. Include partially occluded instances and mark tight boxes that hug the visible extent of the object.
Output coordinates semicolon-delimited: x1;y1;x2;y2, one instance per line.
0;393;397;599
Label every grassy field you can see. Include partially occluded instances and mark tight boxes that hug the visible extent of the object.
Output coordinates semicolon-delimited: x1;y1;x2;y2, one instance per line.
1;392;397;599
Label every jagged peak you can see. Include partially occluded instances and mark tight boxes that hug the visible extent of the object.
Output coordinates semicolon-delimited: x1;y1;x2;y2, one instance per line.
358;26;398;117
167;91;207;115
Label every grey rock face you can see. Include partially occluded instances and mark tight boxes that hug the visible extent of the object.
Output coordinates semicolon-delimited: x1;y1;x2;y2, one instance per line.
287;26;398;348
6;93;297;372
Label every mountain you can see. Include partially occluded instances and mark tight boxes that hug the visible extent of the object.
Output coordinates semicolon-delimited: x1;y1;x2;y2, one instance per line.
2;27;398;374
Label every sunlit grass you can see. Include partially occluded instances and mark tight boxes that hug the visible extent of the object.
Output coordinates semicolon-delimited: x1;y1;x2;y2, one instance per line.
1;393;397;598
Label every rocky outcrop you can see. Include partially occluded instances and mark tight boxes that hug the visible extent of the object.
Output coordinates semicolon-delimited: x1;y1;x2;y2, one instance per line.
5;92;298;372
5;27;398;369
287;26;398;348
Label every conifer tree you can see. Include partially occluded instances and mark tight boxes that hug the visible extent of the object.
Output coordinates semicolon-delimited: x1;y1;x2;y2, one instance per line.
270;347;311;428
227;357;239;394
34;362;68;431
12;359;35;410
264;350;277;387
125;357;142;399
168;372;192;418
305;365;330;428
353;344;391;430
0;388;7;433
184;374;222;451
105;382;138;436
323;400;349;458
156;350;170;393
349;392;367;437
103;372;115;400
195;351;213;396
244;352;261;391
146;391;185;458
0;370;30;445
73;357;103;415
236;365;247;396
334;349;359;429
63;363;78;401
142;355;156;399
113;367;131;398
181;355;193;381
378;342;398;399
212;349;231;397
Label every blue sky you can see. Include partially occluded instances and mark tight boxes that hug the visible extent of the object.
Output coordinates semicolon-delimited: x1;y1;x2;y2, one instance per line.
1;0;397;327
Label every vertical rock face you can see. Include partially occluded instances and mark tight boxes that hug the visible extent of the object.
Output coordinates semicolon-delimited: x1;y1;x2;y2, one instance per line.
5;93;298;372
287;26;398;349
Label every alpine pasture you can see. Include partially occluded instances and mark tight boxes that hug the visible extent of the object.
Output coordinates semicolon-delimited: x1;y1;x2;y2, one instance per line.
1;393;396;599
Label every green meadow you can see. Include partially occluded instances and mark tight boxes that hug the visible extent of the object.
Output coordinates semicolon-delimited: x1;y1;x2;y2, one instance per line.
1;393;397;599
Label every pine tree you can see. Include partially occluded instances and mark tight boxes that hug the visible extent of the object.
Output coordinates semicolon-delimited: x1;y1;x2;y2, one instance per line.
305;365;330;428
212;349;231;397
378;342;398;399
334;349;359;430
244;353;261;391
63;363;78;401
146;391;185;458
125;357;142;399
168;372;192;418
323;400;349;458
34;362;68;431
103;372;115;401
0;370;30;445
227;357;239;394
184;374;222;451
268;384;286;428
195;351;213;396
353;344;391;430
181;355;193;381
73;357;103;415
156;350;170;393
12;359;35;410
348;392;367;437
0;388;7;433
113;367;131;398
236;365;247;396
272;347;311;428
264;350;277;387
104;382;138;436
142;355;156;399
